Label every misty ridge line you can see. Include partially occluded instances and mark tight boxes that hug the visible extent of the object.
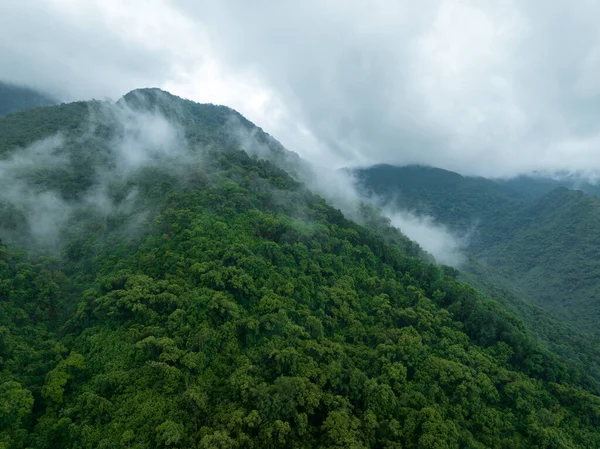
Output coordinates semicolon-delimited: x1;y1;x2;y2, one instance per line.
231;113;469;267
8;3;600;181
0;93;291;252
0;97;195;251
0;91;467;266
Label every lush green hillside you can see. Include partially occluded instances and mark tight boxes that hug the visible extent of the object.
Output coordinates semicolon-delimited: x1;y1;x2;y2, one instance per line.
480;188;600;330
356;165;600;335
353;165;525;222
354;165;525;250
0;82;57;116
2;92;600;448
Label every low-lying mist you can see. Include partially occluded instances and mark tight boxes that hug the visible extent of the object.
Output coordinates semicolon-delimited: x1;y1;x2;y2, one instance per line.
0;91;466;267
308;167;467;267
383;209;465;267
230;124;467;266
0;134;70;247
0;96;193;252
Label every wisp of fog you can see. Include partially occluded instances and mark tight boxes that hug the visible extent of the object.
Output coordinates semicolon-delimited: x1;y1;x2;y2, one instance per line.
0;91;466;266
229;121;467;266
0;99;191;251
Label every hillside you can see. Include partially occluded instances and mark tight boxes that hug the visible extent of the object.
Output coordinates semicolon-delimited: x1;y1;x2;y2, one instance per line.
481;188;600;329
353;165;525;250
0;82;57;116
355;165;600;334
2;90;600;448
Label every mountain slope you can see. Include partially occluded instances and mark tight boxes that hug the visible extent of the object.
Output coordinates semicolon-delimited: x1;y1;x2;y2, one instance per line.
355;164;600;334
2;91;600;448
354;164;526;250
0;82;57;116
354;164;524;223
481;188;600;329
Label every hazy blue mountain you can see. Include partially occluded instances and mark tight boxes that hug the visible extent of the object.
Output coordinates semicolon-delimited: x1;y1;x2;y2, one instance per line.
498;173;600;200
0;81;57;116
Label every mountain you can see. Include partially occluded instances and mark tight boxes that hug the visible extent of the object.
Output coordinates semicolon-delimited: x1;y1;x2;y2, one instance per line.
2;90;600;448
479;187;600;330
499;173;600;201
355;164;600;333
352;165;524;238
0;81;57;116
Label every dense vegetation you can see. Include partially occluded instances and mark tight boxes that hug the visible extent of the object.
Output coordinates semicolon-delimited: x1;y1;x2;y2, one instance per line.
2;90;600;448
0;82;57;117
356;164;600;334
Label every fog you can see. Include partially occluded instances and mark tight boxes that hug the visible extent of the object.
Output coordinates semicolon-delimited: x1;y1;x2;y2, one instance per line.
0;87;466;265
3;1;600;261
305;166;467;267
0;97;192;251
231;125;466;266
384;209;465;267
0;135;70;246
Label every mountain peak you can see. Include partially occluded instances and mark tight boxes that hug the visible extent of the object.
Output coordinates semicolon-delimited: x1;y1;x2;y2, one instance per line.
118;87;182;110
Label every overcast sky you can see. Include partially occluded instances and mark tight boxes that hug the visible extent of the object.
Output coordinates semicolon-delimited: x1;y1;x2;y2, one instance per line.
2;0;600;177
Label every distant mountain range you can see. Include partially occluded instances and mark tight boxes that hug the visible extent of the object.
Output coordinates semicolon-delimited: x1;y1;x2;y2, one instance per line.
355;164;600;333
0;81;57;116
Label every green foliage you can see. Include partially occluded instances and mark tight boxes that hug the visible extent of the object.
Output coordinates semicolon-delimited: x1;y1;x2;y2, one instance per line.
1;93;600;448
357;165;600;336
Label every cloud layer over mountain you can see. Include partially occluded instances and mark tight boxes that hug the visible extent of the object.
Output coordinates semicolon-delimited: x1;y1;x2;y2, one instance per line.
3;0;600;177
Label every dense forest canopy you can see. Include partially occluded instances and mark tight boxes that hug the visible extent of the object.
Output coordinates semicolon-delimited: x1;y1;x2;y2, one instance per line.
356;164;600;334
2;89;600;448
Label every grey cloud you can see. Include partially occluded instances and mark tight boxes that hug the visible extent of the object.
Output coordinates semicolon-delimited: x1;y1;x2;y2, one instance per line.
0;0;176;101
4;1;600;178
176;0;600;178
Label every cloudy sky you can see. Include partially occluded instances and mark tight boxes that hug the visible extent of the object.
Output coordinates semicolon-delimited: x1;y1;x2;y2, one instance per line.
2;0;600;177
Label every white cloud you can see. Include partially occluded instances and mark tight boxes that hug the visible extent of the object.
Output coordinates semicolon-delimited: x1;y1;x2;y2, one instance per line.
386;209;465;267
3;0;600;178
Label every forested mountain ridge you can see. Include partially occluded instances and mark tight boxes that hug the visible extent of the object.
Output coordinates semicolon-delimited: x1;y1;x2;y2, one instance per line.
0;82;57;116
479;187;600;330
356;164;600;334
352;165;525;243
2;90;600;448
